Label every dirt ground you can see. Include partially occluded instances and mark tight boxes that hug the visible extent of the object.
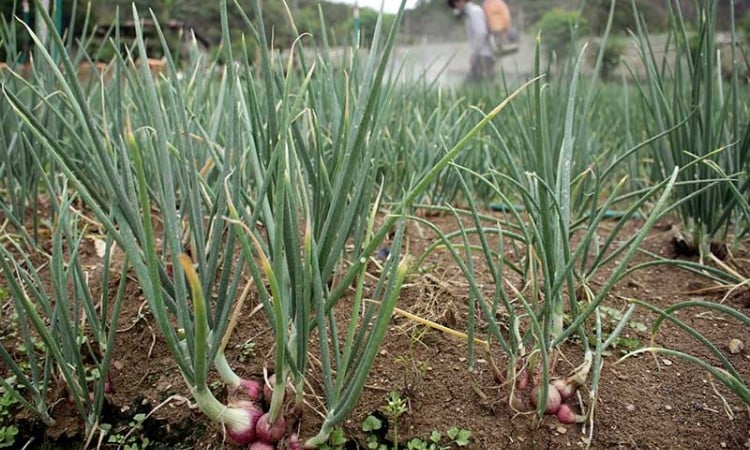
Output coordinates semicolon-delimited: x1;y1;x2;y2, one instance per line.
1;208;749;450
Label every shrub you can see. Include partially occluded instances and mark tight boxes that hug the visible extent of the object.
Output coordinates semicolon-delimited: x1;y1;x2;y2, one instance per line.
586;0;669;35
536;8;589;61
591;37;626;80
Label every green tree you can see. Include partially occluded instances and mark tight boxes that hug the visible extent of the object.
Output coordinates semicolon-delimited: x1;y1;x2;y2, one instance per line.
536;8;589;62
586;0;668;35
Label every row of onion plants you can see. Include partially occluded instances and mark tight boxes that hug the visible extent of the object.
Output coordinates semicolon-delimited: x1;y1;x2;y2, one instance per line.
617;0;750;410
0;2;125;443
0;0;536;447
0;188;124;444
631;0;750;258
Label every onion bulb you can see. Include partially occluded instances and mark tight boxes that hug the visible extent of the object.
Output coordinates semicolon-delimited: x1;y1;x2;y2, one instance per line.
556;404;584;424
248;442;276;450
516;367;529;391
530;384;561;415
255;413;286;444
239;378;263;402
286;433;302;450
224;401;263;445
509;392;524;410
551;378;577;400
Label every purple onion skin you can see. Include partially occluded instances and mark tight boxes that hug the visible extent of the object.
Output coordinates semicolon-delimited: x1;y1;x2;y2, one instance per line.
551;378;576;400
516;367;529;391
286;433;302;450
228;424;256;446
248;442;276;450
530;384;562;415
226;402;263;445
240;379;264;402
255;413;286;444
84;380;114;403
556;404;584;424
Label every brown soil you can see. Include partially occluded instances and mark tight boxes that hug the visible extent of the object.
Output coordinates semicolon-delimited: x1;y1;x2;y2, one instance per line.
1;209;749;450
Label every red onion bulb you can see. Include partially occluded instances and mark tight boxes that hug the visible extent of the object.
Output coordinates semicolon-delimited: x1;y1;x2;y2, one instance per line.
226;401;263;445
240;378;264;402
516;367;529;391
556;404;584;424
551;378;576;400
530;384;562;415
255;413;286;444
286;433;302;450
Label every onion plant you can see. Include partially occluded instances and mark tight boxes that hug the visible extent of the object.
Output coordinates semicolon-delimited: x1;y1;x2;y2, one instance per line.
0;72;41;239
0;188;125;444
375;85;483;205
410;24;683;445
0;0;103;246
0;20;48;242
490;1;634;222
620;299;750;407
629;0;750;258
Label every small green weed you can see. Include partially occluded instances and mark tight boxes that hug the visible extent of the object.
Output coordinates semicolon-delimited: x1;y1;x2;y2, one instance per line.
104;413;150;450
405;428;472;450
236;339;256;363
317;428;347;450
363;391;471;450
596;306;646;354
0;390;19;449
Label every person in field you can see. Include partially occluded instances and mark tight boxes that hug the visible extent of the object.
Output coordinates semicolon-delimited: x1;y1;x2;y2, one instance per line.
447;0;495;82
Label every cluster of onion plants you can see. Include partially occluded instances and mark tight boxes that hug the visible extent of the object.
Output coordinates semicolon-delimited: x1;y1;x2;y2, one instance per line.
218;2;533;445
0;4;124;442
630;0;750;258
375;84;482;205
1;0;537;447
410;12;687;443
0;0;104;242
5;0;746;447
216;1;415;446
0;16;51;241
420;4;750;443
5;0;294;445
0;188;124;444
614;0;750;410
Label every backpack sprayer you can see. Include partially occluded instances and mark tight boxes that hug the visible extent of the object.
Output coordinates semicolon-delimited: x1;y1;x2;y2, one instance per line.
483;0;520;56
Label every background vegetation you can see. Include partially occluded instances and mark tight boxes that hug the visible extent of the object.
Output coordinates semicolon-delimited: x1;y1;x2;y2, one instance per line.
2;0;749;62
